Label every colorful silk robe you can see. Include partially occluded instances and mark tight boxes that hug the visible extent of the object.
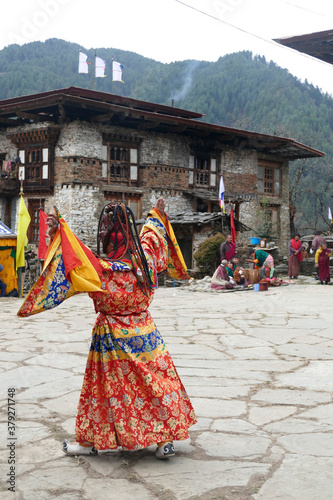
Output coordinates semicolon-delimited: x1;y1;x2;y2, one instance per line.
18;212;196;450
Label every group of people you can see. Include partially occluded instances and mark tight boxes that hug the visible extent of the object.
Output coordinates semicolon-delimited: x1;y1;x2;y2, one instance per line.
212;235;284;291
214;230;331;291
214;229;333;292
311;231;331;285
211;254;248;290
288;231;331;284
212;234;249;290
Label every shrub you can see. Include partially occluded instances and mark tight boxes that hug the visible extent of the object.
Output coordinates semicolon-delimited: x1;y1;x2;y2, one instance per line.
194;233;225;276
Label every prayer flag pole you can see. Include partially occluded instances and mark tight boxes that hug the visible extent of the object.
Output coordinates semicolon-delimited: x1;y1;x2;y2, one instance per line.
219;174;225;234
111;58;113;94
229;199;236;243
94;49;97;90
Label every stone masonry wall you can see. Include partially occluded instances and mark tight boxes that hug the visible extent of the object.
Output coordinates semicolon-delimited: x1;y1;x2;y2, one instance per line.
141;163;192;216
51;121;193;236
0;120;291;255
51;122;194;246
220;147;290;254
42;184;102;249
54;156;102;185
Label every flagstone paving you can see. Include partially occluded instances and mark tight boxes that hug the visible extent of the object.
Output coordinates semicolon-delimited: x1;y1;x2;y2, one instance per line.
0;276;332;499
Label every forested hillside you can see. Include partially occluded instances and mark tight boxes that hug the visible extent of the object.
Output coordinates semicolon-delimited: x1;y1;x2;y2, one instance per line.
0;38;332;231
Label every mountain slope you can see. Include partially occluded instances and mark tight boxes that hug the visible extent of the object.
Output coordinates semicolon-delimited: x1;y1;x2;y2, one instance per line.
0;39;332;231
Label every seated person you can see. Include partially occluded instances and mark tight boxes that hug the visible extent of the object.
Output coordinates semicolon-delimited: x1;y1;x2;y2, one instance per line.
259;259;282;286
211;259;234;290
231;255;240;269
233;265;245;286
301;244;309;260
226;261;234;277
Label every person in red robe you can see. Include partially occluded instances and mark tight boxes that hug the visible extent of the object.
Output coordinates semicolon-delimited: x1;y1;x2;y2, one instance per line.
288;234;303;279
315;243;331;285
220;234;236;261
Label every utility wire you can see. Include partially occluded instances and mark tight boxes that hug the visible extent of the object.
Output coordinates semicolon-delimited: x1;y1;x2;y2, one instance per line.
174;0;333;70
274;0;333;21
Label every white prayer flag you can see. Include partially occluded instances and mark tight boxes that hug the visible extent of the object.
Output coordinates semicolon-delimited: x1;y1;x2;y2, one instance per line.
112;61;124;82
329;207;332;222
95;56;106;78
78;52;89;74
219;175;225;212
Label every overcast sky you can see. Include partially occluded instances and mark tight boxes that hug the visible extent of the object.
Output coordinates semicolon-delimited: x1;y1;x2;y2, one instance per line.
2;0;333;95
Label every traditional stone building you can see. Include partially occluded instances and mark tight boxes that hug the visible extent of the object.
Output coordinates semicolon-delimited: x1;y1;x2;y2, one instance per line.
0;87;324;267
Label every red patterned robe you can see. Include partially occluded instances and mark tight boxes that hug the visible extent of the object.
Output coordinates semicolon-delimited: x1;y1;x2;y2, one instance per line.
75;220;196;450
18;211;196;451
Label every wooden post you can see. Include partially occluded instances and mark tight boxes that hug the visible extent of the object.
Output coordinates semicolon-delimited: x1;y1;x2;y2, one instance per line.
18;268;22;297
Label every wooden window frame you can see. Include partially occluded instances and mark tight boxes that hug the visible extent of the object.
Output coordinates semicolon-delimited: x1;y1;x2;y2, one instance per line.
189;154;218;190
23;146;48;185
27;199;45;243
103;141;139;186
258;160;281;197
8;127;59;193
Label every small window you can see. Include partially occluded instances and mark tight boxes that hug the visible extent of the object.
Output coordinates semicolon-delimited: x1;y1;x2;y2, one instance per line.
20;146;49;187
104;143;139;186
189;153;218;189
28;199;45;243
258;161;281;196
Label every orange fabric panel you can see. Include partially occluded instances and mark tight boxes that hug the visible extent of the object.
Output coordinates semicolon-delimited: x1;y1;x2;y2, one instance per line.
1;238;16;247
0;248;17;292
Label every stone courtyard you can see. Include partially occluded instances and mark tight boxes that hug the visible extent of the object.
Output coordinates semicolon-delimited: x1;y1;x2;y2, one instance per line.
0;277;332;499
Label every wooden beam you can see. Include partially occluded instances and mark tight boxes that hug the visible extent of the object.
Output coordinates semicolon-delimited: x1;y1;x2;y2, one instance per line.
137;120;160;131
91;112;114;123
17;111;43;122
171;124;188;133
0;116;22;125
58;103;68;122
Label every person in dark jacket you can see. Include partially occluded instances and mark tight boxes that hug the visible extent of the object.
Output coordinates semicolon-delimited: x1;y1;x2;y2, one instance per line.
220;234;236;261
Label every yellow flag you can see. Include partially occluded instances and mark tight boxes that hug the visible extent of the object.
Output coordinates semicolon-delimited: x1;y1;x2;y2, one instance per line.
16;196;31;269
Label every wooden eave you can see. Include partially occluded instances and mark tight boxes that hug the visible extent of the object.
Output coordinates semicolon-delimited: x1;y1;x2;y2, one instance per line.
0;86;203;120
0;87;325;160
274;29;333;64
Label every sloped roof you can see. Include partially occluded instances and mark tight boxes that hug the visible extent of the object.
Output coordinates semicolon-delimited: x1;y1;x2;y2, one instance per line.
0;87;324;160
137;212;251;233
274;29;333;65
168;212;252;233
0;221;16;238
